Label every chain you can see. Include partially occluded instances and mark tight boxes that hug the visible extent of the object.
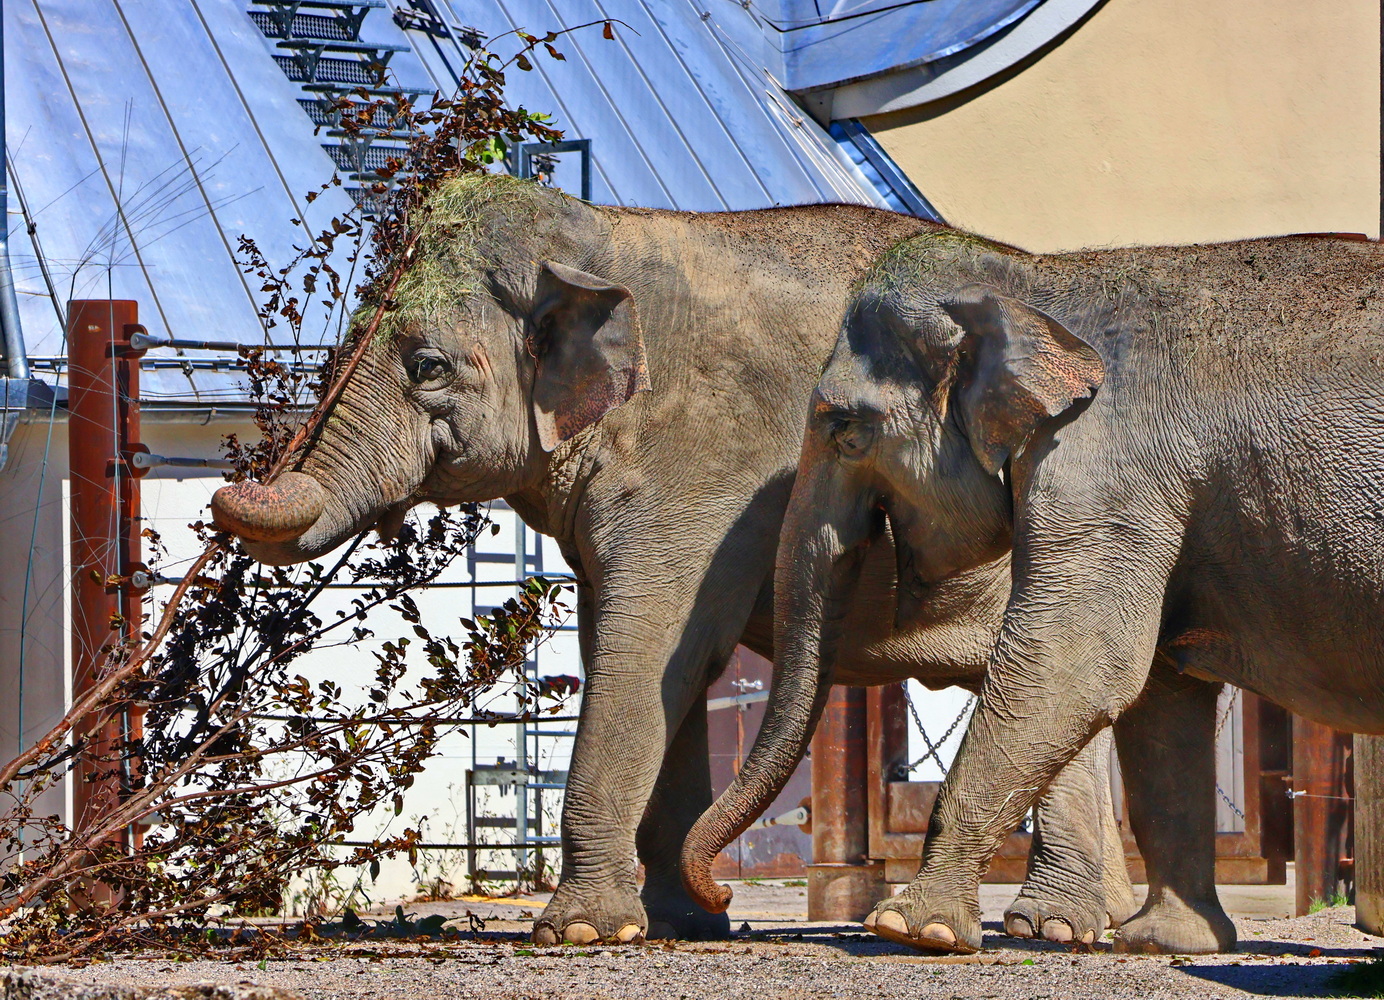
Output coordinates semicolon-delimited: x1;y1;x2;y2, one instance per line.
1214;687;1238;741
1216;782;1247;820
898;684;1249;824
900;686;976;776
1213;688;1246;820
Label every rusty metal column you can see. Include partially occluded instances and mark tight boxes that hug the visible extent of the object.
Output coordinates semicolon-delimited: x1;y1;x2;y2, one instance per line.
1355;734;1384;933
808;685;885;920
1292;716;1352;915
67;300;145;853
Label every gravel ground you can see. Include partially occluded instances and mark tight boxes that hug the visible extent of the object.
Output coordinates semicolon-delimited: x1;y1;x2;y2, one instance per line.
19;881;1384;1000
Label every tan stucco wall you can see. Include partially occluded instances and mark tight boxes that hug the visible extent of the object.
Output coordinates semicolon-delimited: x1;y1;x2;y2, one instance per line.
863;0;1380;252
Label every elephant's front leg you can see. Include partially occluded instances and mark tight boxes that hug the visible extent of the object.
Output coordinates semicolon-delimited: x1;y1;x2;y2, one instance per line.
1003;727;1136;944
637;697;731;940
1112;661;1235;954
533;572;745;946
532;662;676;944
866;537;1173;953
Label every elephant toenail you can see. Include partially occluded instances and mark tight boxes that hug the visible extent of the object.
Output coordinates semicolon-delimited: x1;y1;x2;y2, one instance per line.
875;910;909;937
614;923;643;943
862;910;879;930
1004;913;1036;939
564;922;600;945
1081;929;1096;945
1041;918;1074;943
919;922;958;948
533;925;559;946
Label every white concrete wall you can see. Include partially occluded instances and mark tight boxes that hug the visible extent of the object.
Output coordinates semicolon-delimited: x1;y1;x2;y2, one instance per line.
0;413;582;903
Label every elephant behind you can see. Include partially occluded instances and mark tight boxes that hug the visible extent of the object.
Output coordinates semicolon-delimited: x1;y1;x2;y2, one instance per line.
683;226;1384;955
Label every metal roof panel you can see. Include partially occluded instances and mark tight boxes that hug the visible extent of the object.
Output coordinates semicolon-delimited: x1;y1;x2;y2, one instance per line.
6;0;895;402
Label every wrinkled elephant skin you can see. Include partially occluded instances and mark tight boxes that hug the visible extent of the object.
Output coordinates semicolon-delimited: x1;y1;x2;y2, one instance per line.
703;228;1384;955
211;177;1131;946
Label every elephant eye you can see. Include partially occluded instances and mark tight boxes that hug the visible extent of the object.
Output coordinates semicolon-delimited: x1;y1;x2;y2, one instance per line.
831;418;875;459
408;352;453;385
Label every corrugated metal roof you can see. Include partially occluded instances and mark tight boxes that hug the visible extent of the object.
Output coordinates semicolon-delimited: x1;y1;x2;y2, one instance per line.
5;0;433;401
411;0;891;212
762;0;1045;93
4;0;901;402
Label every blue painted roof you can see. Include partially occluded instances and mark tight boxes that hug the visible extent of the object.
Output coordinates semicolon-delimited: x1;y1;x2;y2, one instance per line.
761;0;1045;93
418;1;893;212
4;0;909;402
5;0;424;401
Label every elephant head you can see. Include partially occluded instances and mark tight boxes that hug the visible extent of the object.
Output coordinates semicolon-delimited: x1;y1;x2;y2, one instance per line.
211;175;648;563
681;237;1105;911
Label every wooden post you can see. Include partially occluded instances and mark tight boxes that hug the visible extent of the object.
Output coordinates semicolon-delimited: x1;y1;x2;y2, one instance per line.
67;300;145;866
808;685;885;919
1356;734;1384;933
1293;716;1352;915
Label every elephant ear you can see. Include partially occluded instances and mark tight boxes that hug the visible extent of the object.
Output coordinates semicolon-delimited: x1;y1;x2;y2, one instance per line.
530;260;651;451
940;283;1104;475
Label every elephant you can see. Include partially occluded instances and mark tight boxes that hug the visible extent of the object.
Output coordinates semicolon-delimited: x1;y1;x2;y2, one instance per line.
680;226;1384;956
209;174;1132;945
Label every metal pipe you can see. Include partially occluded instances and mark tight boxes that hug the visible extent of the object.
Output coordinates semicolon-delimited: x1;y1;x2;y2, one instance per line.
706;690;770;713
129;451;234;471
247;713;580;727
18;403;304;425
127;331;331;353
336;840;561;851
0;2;30;379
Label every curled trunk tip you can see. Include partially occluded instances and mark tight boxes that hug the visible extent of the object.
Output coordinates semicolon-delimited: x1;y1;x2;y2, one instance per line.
211;472;326;544
680;816;736;913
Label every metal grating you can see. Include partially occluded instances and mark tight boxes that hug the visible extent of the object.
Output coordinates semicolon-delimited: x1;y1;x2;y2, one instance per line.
249;0;419;211
323;141;407;174
248;11;360;42
273;53;388;86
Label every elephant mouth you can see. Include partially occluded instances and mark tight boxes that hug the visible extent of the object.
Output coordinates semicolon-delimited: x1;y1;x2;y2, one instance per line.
371;498;416;541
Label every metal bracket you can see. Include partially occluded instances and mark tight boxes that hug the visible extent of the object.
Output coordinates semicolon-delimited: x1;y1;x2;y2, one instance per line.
0;376;56;471
515;139;593;201
129;451;235;473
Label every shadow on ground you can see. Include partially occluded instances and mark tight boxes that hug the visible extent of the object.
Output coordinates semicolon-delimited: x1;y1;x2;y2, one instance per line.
1178;964;1345;998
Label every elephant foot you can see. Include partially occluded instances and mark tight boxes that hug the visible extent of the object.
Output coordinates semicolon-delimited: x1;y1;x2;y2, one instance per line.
1002;893;1101;945
642;882;732;941
532;881;646;946
1102;864;1139;929
1112;894;1236;955
1003;836;1134;943
863;884;982;954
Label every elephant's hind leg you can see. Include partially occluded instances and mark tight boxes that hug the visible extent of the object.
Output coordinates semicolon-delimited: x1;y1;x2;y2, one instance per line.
1004;728;1136;944
638;697;732;941
1112;662;1236;954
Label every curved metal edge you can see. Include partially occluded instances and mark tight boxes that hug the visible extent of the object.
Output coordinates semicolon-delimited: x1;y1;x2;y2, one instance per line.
827;0;1108;119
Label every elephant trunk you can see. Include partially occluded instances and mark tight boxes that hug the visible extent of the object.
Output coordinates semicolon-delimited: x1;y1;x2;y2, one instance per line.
211;472;327;543
682;460;876;913
211;355;428;565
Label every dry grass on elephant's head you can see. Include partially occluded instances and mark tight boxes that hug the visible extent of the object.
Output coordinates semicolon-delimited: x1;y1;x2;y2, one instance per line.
364;173;566;344
861;227;1021;295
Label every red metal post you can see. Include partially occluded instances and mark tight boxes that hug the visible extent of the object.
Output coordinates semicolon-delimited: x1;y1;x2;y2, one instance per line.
67;300;145;853
808;685;885;919
1293;715;1352;915
1356;734;1384;933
